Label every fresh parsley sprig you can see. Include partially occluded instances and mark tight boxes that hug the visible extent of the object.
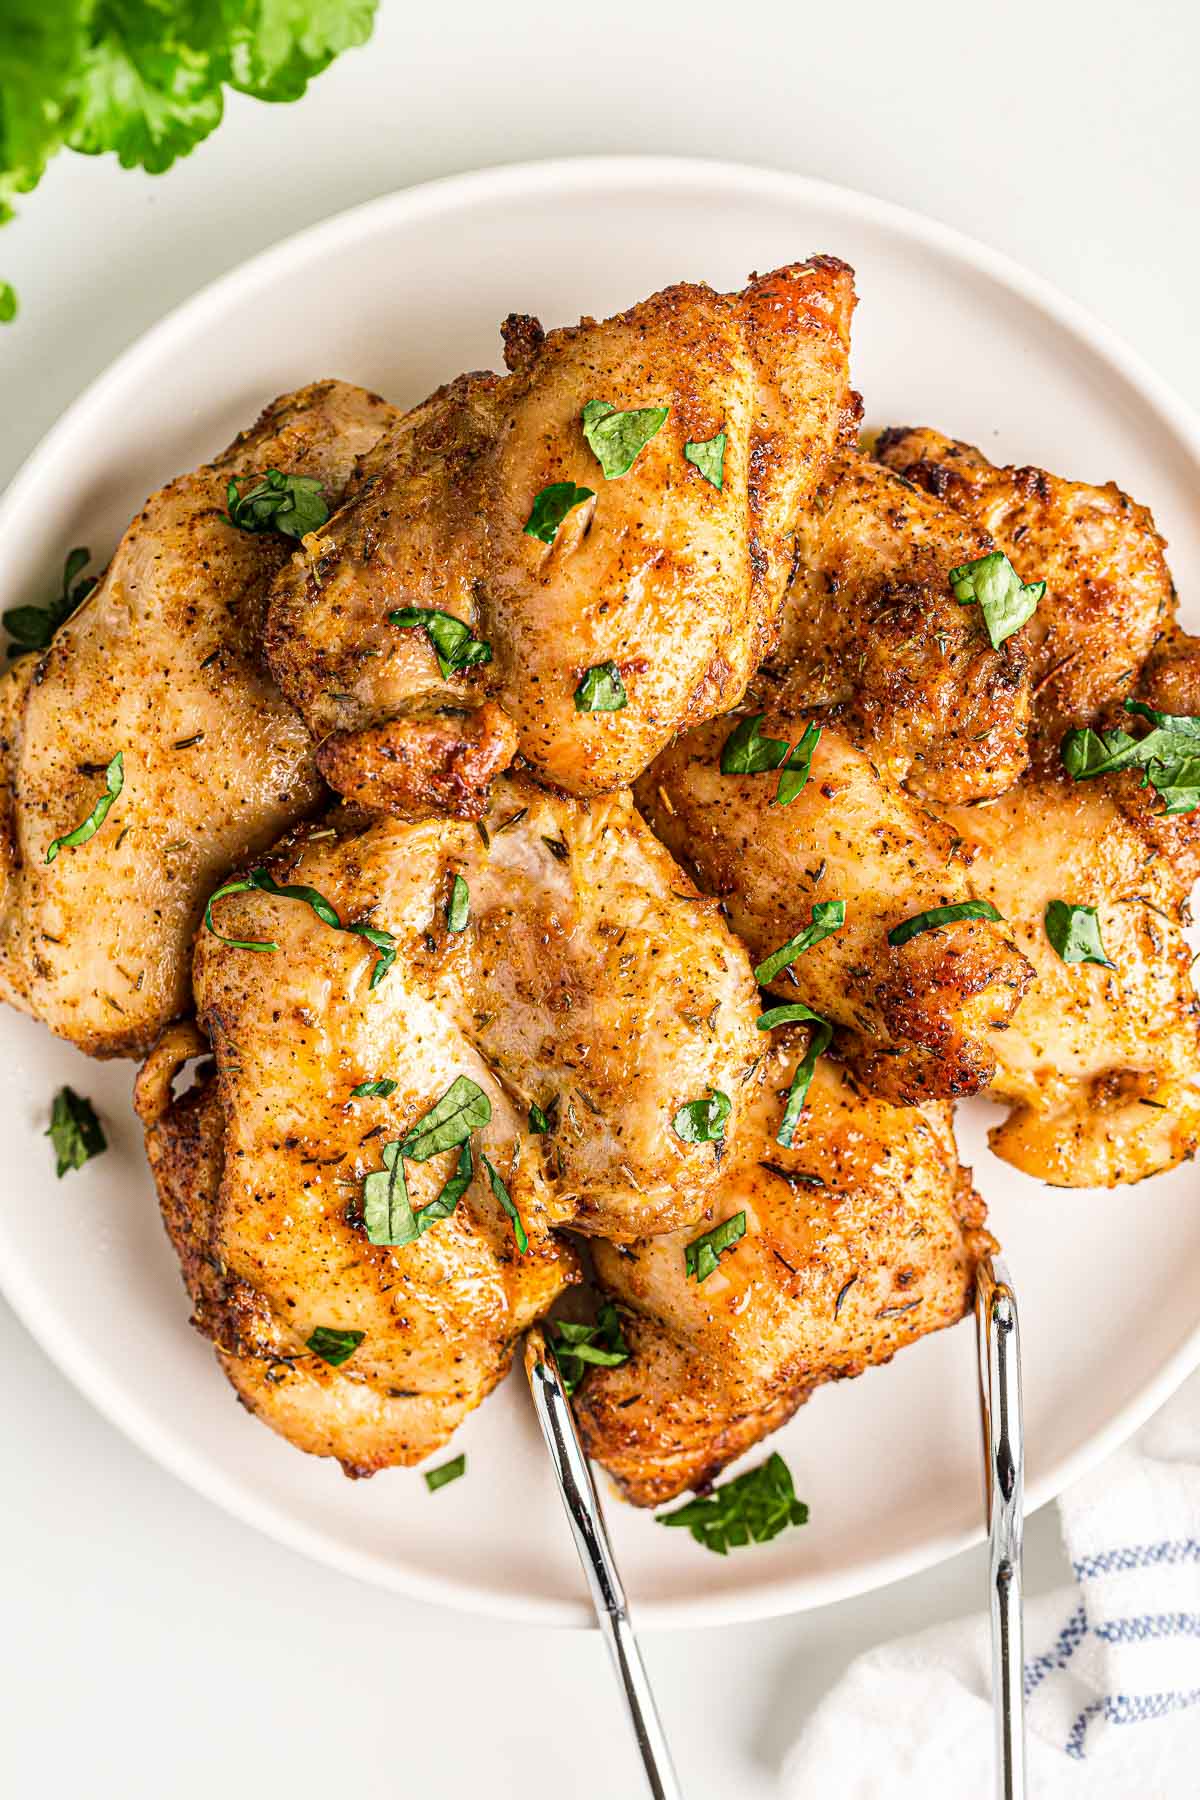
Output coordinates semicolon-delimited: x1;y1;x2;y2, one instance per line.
948;551;1045;649
4;546;95;657
204;867;396;987
656;1452;809;1554
45;752;123;863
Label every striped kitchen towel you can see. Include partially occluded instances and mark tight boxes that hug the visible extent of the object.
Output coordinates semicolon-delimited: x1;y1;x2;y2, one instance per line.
782;1367;1200;1795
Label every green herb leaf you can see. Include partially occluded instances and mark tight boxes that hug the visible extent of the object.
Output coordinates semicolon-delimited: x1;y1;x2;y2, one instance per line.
0;283;16;324
720;713;791;775
388;606;493;680
416;1141;475;1232
424;1453;466;1492
362;1140;416;1245
776;1014;833;1147
351;1078;398;1098
446;873;470;933
523;482;595;544
887;900;1002;948
684;431;727;489
581;399;669;479
549;1302;631;1397
755;1001;826;1030
1147;753;1200;815
46;1086;106;1177
1062;700;1200;815
753;901;845;984
684;1211;747;1283
655;1451;808;1554
574;661;628;713
480;1151;529;1254
774;723;822;807
1062;723;1141;780
1044;900;1115;968
306;1326;364;1367
225;469;329;538
529;1100;551;1134
45;751;123;863
948;551;1045;649
401;1076;492;1162
4;546;96;657
672;1091;732;1145
203;866;396;984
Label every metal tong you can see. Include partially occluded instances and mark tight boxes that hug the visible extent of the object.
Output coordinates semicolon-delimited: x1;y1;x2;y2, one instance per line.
976;1253;1027;1800
525;1328;683;1800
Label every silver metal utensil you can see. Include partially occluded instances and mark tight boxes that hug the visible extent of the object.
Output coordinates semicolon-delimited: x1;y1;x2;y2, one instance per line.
976;1253;1027;1800
524;1328;684;1800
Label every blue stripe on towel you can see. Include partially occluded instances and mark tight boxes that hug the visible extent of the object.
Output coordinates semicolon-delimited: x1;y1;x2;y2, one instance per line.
1024;1602;1088;1698
1073;1539;1200;1580
1094;1612;1200;1644
1066;1689;1200;1759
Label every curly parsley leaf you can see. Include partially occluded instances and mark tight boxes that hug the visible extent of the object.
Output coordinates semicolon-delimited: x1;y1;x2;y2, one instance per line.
388;606;493;680
549;1302;630;1396
672;1090;732;1145
203;866;395;985
46;1085;106;1177
754;901;845;984
656;1451;808;1554
1044;901;1115;969
684;430;726;489
4;545;95;657
306;1325;364;1367
45;751;123;863
225;469;328;538
523;482;594;544
948;551;1045;649
574;661;627;713
684;1211;746;1283
887;900;1002;948
581;399;669;479
424;1453;466;1492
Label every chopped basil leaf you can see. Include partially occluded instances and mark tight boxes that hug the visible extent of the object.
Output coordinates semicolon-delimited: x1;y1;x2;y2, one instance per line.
948;551;1045;650
549;1302;631;1396
4;546;95;658
417;1141;475;1230
387;606;493;681
777;1015;833;1147
306;1326;364;1367
753;901;845;984
581;399;669;479
1148;753;1200;815
524;482;595;544
46;1086;106;1177
481;1151;529;1254
672;1090;732;1145
401;1076;492;1161
574;661;627;712
529;1100;551;1134
1044;900;1114;968
362;1140;416;1245
774;723;821;807
887;900;1002;948
655;1451;808;1554
1062;700;1200;816
203;866;396;985
45;751;123;863
425;1453;466;1492
225;469;329;539
755;1001;825;1030
720;713;790;775
684;1210;746;1282
446;873;470;933
351;1078;398;1098
684;430;727;489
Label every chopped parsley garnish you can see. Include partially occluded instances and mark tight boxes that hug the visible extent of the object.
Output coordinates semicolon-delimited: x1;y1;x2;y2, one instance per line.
524;482;595;544
351;1078;398;1098
684;1211;747;1282
203;867;396;986
46;1086;106;1177
528;1100;552;1133
754;900;845;984
948;551;1045;650
656;1451;808;1554
45;751;123;863
1044;901;1114;968
4;546;95;658
672;1090;732;1145
401;1076;492;1160
581;399;669;479
481;1151;529;1254
387;606;493;680
887;900;1002;948
306;1326;364;1367
574;661;627;712
425;1454;467;1492
684;430;727;489
1062;699;1200;815
225;469;329;538
549;1302;631;1396
446;873;470;933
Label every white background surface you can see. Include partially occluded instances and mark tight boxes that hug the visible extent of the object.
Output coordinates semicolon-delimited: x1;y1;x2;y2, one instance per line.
1;3;1196;1794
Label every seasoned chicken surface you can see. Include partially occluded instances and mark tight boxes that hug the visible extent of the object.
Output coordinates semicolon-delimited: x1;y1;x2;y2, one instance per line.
637;711;1033;1101
265;258;858;819
770;451;1032;803
875;427;1176;736
135;773;765;1472
0;381;398;1056
575;1042;990;1505
942;771;1200;1187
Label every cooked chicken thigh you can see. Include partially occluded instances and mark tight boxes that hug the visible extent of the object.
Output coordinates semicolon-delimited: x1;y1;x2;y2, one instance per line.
136;775;764;1472
0;381;397;1056
770;451;1033;804
637;710;1032;1101
575;1039;990;1505
265;258;858;819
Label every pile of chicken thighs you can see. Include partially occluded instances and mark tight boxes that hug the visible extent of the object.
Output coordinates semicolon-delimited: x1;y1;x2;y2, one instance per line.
6;254;1197;1507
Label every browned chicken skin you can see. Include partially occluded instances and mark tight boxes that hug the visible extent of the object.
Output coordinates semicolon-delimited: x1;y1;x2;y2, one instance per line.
265;258;858;819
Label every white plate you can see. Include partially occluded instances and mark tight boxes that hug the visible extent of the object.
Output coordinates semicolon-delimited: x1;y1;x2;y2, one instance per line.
2;157;1199;1630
